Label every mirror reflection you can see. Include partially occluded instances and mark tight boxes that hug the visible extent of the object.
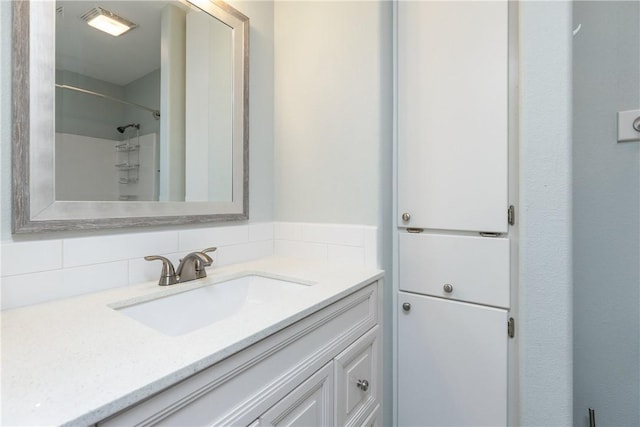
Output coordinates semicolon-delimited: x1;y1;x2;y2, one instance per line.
54;0;233;203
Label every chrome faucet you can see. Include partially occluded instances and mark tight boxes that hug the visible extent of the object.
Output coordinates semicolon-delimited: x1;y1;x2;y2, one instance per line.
145;247;217;286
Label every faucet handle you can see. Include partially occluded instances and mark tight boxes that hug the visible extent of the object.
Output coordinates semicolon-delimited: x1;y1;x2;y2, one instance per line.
195;248;217;278
193;251;213;279
144;255;178;286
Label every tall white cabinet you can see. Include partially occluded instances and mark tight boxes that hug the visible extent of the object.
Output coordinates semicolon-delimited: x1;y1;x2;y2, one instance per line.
395;1;514;425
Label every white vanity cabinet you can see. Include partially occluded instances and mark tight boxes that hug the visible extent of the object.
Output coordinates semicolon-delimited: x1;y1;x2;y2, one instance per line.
254;326;380;427
98;281;382;427
397;0;509;233
256;362;334;426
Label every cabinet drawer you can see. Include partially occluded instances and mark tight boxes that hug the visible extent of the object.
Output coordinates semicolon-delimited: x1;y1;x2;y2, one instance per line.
334;326;380;427
399;233;509;307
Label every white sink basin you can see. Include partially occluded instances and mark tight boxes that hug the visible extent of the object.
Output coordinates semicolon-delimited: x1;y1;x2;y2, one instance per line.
115;274;312;336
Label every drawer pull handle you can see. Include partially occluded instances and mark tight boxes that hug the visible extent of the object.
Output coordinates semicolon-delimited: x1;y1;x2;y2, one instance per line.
401;212;411;222
402;302;411;311
443;283;454;293
357;379;369;392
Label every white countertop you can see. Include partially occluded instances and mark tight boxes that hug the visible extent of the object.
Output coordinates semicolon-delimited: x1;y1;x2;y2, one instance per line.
1;257;383;426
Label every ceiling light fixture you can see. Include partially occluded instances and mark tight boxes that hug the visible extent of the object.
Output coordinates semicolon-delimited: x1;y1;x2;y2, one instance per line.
81;7;137;37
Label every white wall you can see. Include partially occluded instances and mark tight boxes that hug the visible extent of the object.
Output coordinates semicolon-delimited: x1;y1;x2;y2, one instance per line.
55;133;119;201
274;1;391;227
519;1;573;425
273;2;393;424
573;2;640;425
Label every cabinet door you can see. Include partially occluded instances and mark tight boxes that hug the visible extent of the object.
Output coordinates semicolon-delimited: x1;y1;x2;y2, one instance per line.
397;292;507;426
334;327;379;427
397;1;508;233
259;362;333;427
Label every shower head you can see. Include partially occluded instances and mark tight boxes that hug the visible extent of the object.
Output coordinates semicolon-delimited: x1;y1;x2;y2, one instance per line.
116;123;140;133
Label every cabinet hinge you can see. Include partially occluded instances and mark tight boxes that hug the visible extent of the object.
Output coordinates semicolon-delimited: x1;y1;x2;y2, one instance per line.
508;205;515;226
508;317;515;338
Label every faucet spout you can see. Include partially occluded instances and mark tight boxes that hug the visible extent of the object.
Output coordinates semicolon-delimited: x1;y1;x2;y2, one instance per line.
176;252;213;282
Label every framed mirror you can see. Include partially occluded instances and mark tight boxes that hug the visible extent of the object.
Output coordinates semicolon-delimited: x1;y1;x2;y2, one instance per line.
12;0;249;233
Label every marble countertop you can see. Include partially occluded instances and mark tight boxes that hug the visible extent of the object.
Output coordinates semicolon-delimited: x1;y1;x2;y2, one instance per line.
1;256;383;426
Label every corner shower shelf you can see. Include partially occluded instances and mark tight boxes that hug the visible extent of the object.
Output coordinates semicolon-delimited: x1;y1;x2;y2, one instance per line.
116;143;140;153
119;177;139;184
115;163;140;171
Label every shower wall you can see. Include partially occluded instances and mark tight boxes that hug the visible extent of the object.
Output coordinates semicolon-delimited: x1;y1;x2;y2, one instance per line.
55;132;159;201
573;2;640;426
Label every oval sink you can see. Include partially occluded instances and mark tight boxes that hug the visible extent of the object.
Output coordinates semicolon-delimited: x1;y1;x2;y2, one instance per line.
115;275;311;336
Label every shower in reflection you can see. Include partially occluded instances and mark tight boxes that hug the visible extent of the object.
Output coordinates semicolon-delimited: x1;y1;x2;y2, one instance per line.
117;123;140;133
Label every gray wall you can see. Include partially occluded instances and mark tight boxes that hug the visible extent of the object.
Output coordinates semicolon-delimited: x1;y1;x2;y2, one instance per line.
573;2;640;426
1;0;12;240
124;68;161;137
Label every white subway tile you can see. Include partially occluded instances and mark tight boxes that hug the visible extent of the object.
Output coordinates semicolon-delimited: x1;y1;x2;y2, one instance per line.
274;222;302;241
2;270;64;310
328;245;365;267
301;224;364;247
274;240;328;261
1;240;63;277
179;225;249;251
63;231;179;268
249;223;274;242
63;261;129;296
217;241;274;266
1;261;128;310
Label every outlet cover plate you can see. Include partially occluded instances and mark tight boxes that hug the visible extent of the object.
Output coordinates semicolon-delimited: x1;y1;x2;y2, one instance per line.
618;109;640;142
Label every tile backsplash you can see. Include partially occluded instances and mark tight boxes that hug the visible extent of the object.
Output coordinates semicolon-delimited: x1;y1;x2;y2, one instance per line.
1;222;378;310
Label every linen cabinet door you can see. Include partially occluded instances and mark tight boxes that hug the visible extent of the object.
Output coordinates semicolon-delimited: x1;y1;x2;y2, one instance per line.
397;292;508;426
397;0;509;233
258;362;333;427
